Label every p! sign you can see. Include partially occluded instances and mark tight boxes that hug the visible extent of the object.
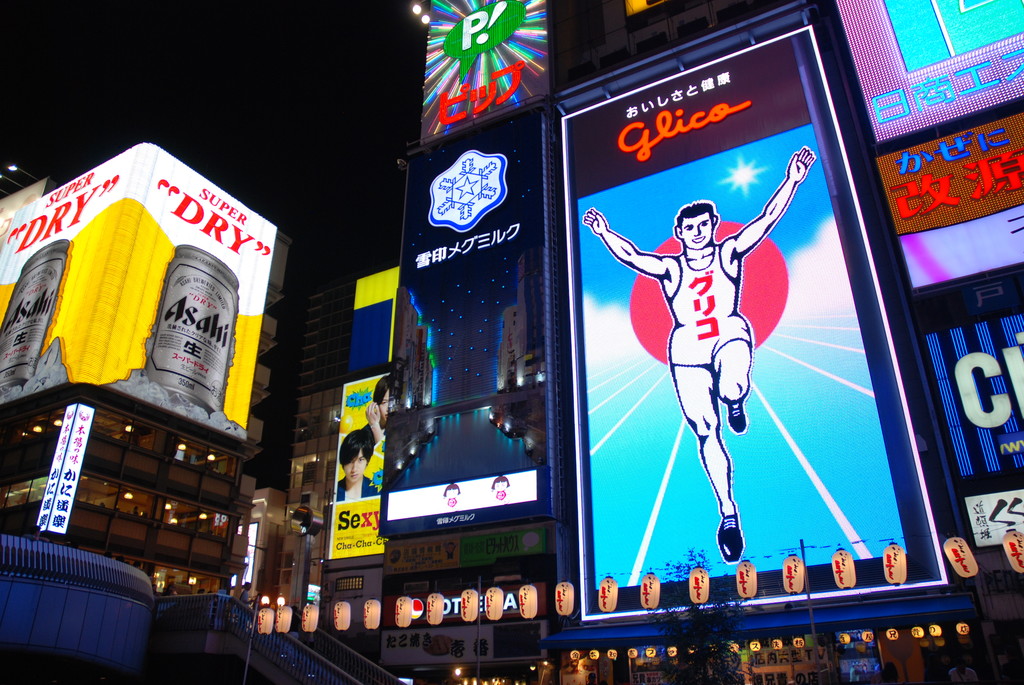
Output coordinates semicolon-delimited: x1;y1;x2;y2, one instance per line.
444;1;526;80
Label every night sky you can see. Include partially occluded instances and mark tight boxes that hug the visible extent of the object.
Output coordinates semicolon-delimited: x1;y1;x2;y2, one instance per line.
7;2;429;488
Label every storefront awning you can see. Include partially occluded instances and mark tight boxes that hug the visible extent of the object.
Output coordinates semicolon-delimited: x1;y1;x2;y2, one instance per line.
539;593;976;649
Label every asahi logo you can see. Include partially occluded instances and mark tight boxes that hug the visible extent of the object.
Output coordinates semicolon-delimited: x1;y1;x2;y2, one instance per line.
162;296;231;348
1;288;56;336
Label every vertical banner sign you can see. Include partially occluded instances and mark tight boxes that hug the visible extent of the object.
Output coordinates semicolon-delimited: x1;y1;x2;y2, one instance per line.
0;144;276;439
331;374;388;560
877;111;1024;288
384;113;550;536
834;0;1024;141
421;0;548;140
37;403;94;534
563;28;939;615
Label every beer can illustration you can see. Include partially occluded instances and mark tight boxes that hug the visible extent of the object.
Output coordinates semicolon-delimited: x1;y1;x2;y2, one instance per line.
0;239;70;389
146;245;239;413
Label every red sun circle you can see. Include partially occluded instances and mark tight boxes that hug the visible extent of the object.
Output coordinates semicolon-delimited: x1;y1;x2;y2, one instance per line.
629;220;789;365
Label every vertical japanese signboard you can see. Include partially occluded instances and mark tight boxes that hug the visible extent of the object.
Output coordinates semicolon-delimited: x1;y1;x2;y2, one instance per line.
383;113;551;536
834;0;1024;141
421;0;548;140
877;111;1024;288
0;144;276;438
331;374;388;559
563;28;942;617
37;403;94;534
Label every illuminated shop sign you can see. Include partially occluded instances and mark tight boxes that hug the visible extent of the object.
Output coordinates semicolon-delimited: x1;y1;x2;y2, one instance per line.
331;374;388;560
877;111;1024;288
383;113;551;536
37;403;94;534
924;312;1024;479
382;621;545;666
0;144;276;438
834;0;1024;141
421;0;548;140
964;488;1024;547
563;28;941;618
383;527;546;574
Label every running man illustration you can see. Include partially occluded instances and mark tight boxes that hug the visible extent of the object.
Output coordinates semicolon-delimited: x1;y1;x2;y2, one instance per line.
582;146;815;563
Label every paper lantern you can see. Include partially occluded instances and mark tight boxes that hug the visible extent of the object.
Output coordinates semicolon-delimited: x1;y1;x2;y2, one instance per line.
911;626;925;638
257;606;275;634
607;649;618;660
461;588;479;622
928;624;942;637
1003;530;1024;572
736;560;757;599
689;567;709;604
518;584;538;619
395;596;413;628
598;576;618;612
883;543;907;584
956;622;970;635
554;581;574;617
275;605;293;633
301;603;319;632
942;537;979;578
484;586;504;620
640;573;660;609
832;549;856;588
749;640;761;652
589;649;600;660
783;555;805;594
363;599;381;630
426;592;445;625
333;601;351;631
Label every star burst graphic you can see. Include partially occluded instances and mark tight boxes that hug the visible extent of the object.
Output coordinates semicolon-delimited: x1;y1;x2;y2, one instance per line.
719;155;767;197
423;0;548;136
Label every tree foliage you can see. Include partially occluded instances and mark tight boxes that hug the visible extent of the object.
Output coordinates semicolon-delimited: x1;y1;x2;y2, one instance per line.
650;550;749;685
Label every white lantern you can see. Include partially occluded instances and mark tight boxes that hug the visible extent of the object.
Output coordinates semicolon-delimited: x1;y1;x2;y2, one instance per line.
783;555;805;594
395;596;413;628
640;573;660;609
333;601;351;631
484;586;504;620
364;599;381;630
598;576;618;612
301;603;319;632
554;581;575;617
689;567;709;604
942;537;979;578
461;588;479;622
257;606;275;635
736;560;757;599
883;543;907;585
275;604;293;633
426;592;445;625
832;549;856;589
1003;530;1024;573
518;584;538;619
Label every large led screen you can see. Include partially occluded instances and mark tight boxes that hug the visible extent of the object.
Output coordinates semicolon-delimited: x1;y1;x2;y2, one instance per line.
0;144;276;438
563;28;942;617
924;313;1024;480
382;113;551;536
421;0;548;141
835;0;1024;141
331;374;388;560
877;111;1024;288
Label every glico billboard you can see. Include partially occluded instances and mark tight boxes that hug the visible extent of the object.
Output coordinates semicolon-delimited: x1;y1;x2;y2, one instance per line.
562;28;943;617
331;374;388;560
834;0;1024;141
421;0;548;141
0;144;276;438
877;111;1024;288
382;112;551;536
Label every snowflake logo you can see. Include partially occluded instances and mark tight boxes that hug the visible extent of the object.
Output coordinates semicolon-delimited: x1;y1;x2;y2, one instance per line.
429;150;508;233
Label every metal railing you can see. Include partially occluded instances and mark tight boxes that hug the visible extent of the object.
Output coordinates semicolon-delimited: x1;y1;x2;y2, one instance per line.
154;594;404;685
